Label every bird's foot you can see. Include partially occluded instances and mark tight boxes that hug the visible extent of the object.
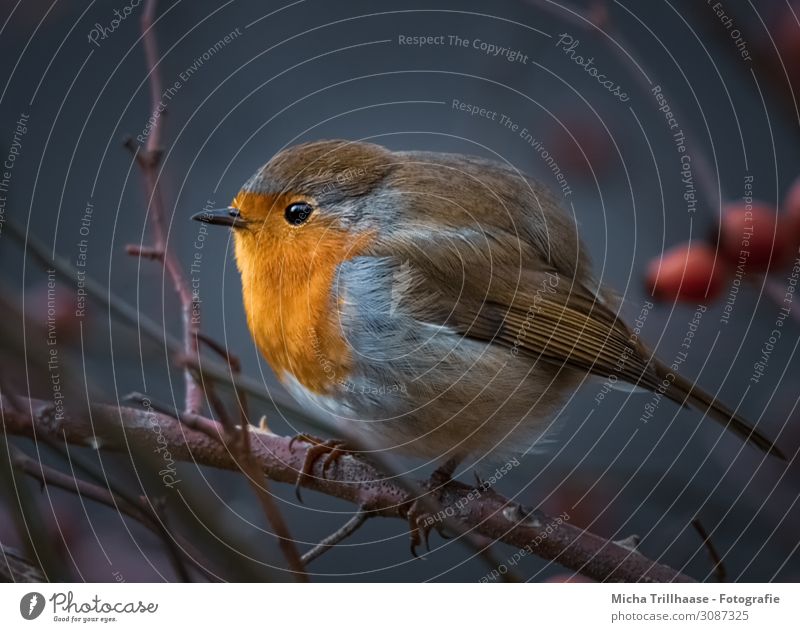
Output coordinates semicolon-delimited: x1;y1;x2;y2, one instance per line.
289;434;350;502
403;459;460;557
404;499;451;557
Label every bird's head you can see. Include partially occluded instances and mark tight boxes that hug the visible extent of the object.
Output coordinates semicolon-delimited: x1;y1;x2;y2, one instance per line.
191;140;399;392
192;140;395;282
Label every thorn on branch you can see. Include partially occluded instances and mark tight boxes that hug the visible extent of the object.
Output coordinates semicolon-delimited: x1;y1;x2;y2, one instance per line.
122;135;163;168
121;391;154;407
613;534;641;552
502;503;544;528
122;135;139;155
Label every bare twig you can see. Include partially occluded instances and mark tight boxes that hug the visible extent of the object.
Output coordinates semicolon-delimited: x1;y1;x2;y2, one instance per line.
0;393;71;581
3;395;696;583
126;0;202;415
125;244;163;261
199;376;307;581
196;332;242;373
236;424;307;581
301;510;369;566
193;335;251;426
691;519;727;583
8;444;218;581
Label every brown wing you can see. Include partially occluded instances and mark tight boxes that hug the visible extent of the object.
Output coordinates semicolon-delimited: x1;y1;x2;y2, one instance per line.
445;272;659;390
446;273;783;458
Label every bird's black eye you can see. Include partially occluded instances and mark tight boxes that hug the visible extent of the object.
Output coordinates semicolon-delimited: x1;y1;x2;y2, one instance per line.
284;202;313;226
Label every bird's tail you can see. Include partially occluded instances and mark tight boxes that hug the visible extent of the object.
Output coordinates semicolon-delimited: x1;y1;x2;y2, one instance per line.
654;361;785;460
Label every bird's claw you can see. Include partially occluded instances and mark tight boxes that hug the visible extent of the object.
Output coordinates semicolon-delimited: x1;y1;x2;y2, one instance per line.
289;434;349;502
405;500;434;557
404;498;453;557
403;464;458;557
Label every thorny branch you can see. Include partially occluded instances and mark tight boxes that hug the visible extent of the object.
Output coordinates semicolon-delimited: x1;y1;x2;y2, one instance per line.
2;396;696;583
124;0;202;417
120;0;306;580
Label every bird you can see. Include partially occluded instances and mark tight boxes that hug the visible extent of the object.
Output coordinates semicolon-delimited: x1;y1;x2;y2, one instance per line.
192;139;783;495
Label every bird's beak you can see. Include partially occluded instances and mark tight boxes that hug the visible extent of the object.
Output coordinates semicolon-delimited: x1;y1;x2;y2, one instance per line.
191;207;245;228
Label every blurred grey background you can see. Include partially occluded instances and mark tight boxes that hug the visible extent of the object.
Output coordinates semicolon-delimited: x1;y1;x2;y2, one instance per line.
0;0;798;581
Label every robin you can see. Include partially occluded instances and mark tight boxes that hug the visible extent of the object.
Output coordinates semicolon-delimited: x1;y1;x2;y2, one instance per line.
192;139;783;532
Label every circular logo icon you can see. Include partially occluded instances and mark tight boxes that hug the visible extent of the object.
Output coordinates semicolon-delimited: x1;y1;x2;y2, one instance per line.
20;592;45;620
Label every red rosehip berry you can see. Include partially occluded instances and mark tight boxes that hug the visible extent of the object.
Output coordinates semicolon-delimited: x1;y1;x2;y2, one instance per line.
719;202;789;269
647;242;726;302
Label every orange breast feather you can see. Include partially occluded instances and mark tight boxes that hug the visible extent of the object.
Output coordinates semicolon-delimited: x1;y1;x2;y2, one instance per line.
233;192;373;394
